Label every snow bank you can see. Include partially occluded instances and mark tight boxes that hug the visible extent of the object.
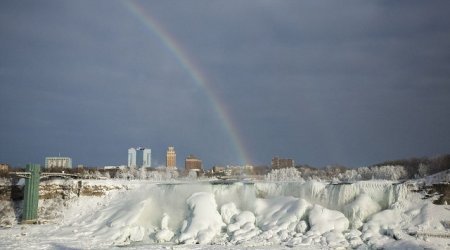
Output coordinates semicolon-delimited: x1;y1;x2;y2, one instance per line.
255;196;310;233
410;202;448;231
1;179;448;249
0;200;16;227
309;204;349;235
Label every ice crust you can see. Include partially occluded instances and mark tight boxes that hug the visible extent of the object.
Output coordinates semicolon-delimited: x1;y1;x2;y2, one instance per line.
1;179;448;249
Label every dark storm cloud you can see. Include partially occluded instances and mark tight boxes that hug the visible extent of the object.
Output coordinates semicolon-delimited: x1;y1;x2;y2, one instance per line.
0;0;222;166
1;0;449;167
142;0;450;166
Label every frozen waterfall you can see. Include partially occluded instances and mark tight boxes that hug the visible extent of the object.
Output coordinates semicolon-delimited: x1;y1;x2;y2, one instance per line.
79;180;409;247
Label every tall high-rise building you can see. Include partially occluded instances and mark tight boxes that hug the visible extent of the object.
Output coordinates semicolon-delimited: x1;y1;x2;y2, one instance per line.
45;157;72;169
166;146;176;169
128;147;151;168
128;148;136;167
185;155;202;172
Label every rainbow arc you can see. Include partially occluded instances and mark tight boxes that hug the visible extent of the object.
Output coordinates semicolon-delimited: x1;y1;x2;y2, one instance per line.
123;0;251;165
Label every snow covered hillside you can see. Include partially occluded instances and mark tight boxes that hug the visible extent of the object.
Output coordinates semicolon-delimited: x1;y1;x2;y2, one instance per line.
0;179;449;249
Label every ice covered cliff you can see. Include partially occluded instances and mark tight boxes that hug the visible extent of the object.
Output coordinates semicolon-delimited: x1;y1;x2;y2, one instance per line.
1;179;448;249
41;180;447;249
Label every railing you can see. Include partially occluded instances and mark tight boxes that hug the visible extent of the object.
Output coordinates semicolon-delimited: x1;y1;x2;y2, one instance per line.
414;231;450;239
10;172;81;180
39;172;81;179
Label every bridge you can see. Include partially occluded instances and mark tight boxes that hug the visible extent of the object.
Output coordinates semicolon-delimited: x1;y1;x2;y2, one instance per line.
10;172;80;180
413;231;450;239
9;164;80;224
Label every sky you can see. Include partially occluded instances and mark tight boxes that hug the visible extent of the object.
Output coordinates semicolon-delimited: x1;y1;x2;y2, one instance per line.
1;0;450;168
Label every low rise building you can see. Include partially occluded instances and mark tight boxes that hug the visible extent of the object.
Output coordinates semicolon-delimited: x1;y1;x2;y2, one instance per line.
271;157;295;169
185;155;202;172
0;163;9;171
45;157;72;169
104;165;126;170
212;165;225;173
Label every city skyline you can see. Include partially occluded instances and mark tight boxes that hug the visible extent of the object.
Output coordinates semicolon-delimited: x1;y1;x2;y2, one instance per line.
1;1;450;168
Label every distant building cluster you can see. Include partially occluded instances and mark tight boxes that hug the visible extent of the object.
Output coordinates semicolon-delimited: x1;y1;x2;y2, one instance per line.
271;157;295;169
210;164;257;176
104;165;126;170
128;147;151;168
21;146;296;180
45;157;72;169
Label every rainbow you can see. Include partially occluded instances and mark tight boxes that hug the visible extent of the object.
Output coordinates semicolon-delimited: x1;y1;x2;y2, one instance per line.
122;0;251;165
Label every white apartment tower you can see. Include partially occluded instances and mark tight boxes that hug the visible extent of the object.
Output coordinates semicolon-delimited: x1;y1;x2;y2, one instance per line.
128;147;151;168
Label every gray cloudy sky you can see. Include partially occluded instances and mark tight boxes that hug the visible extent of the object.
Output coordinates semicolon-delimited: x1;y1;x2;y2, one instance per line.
1;0;450;168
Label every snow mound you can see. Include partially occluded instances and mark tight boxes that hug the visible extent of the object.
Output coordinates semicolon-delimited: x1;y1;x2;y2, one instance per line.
308;204;349;235
255;196;311;233
227;211;260;244
154;213;174;243
220;202;240;225
361;209;403;247
178;192;225;244
344;193;382;229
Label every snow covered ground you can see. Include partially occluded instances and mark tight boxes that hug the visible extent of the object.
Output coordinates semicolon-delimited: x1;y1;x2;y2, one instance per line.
0;179;449;249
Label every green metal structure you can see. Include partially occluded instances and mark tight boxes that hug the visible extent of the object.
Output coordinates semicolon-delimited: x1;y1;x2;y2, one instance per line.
22;164;40;223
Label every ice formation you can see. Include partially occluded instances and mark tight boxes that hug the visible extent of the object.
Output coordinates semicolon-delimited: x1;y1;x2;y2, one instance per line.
308;204;349;234
1;179;448;249
344;193;381;229
178;192;224;244
47;180;440;248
